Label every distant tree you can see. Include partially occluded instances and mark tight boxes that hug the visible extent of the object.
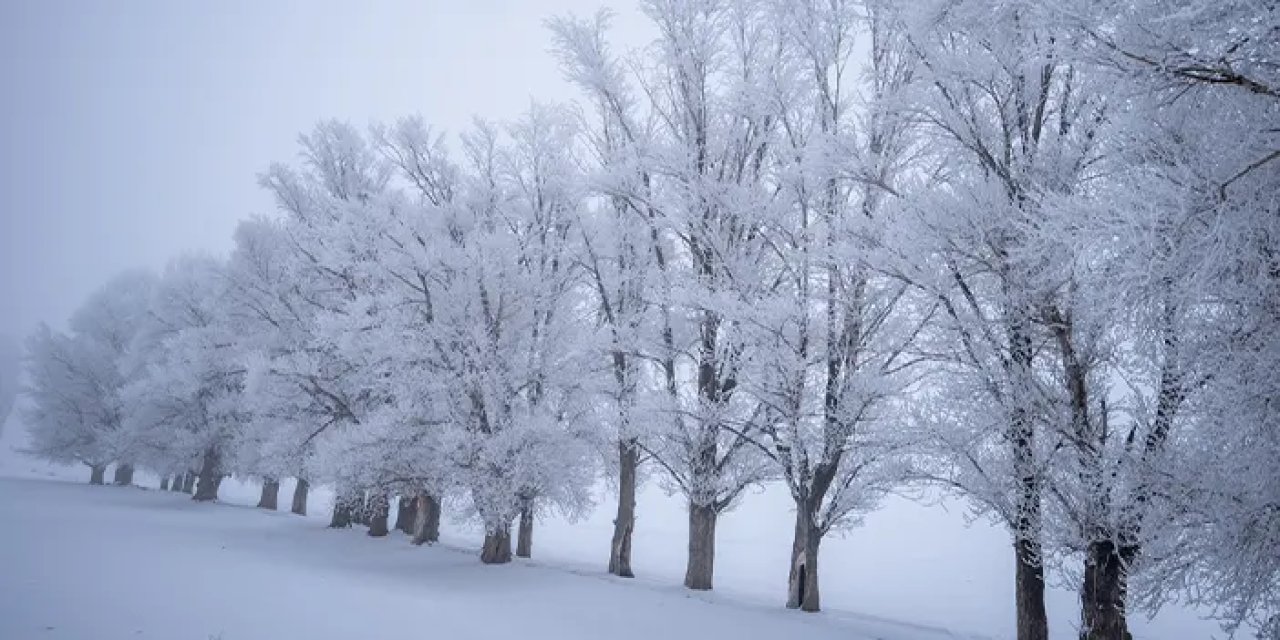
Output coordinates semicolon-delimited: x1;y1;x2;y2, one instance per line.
549;8;657;578
737;0;927;612
565;0;783;591
23;270;155;484
122;256;244;502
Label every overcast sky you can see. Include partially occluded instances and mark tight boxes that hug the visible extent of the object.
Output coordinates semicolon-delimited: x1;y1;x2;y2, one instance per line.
0;0;649;340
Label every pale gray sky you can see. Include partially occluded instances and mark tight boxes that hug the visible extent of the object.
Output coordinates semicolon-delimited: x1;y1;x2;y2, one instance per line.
1;0;648;339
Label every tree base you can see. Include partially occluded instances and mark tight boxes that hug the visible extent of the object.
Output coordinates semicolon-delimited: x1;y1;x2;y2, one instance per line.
113;464;135;486
192;474;222;502
683;503;717;590
291;479;309;516
480;528;512;564
516;500;534;558
256;479;280;510
411;494;441;545
1081;540;1131;640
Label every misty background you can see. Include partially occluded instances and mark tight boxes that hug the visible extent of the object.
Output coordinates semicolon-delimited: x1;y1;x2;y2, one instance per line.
1;0;648;343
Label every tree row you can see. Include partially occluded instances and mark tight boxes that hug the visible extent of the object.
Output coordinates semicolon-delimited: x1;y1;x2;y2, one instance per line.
23;1;1278;638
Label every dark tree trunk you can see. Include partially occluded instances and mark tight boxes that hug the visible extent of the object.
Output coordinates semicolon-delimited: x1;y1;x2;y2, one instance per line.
394;495;414;534
291;478;309;516
256;478;280;510
608;438;638;577
113;464;135;486
89;464;106;485
411;495;428;544
480;523;512;564
684;502;717;590
1008;318;1048;640
1015;537;1049;640
193;474;222;502
1080;540;1130;640
366;491;390;537
192;448;222;502
786;510;823;612
180;472;195;494
516;498;534;558
329;498;353;528
159;476;170;491
411;493;441;545
353;491;371;526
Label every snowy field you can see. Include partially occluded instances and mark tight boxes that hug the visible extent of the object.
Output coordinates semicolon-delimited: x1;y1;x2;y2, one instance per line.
0;477;981;640
0;423;1233;640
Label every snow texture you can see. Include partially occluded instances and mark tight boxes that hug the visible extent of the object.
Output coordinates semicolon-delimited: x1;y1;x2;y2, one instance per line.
0;429;1231;640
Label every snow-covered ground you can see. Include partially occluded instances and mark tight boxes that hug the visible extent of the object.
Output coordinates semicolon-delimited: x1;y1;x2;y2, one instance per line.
0;477;982;640
0;418;1233;640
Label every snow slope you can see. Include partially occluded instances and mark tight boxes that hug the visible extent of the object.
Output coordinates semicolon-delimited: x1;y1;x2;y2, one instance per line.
0;417;1233;639
0;476;980;640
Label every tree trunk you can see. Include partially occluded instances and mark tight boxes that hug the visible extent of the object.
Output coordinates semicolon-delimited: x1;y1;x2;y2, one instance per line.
411;495;428;545
291;478;308;516
193;474;222;502
353;491;371;526
159;475;170;491
89;464;106;485
366;491;389;537
192;448;222;502
516;498;534;558
1080;540;1130;640
192;474;222;502
113;464;134;486
180;472;195;494
608;438;638;577
684;502;717;590
411;493;441;545
394;495;414;534
329;498;353;528
1008;317;1048;640
786;510;823;612
1015;537;1050;640
480;523;512;564
256;478;280;510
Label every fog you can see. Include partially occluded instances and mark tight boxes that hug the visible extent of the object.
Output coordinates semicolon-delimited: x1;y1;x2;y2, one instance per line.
1;0;648;339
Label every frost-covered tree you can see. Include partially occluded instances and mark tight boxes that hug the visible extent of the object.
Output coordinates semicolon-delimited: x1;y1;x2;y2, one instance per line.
740;0;923;612
878;2;1278;638
225;217;322;515
1044;2;1280;636
588;0;783;592
257;120;394;526
259;113;597;559
554;2;924;596
886;2;1110;638
24;326;113;484
550;8;658;579
24;270;155;484
261;118;462;538
123;255;245;501
410;113;596;563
